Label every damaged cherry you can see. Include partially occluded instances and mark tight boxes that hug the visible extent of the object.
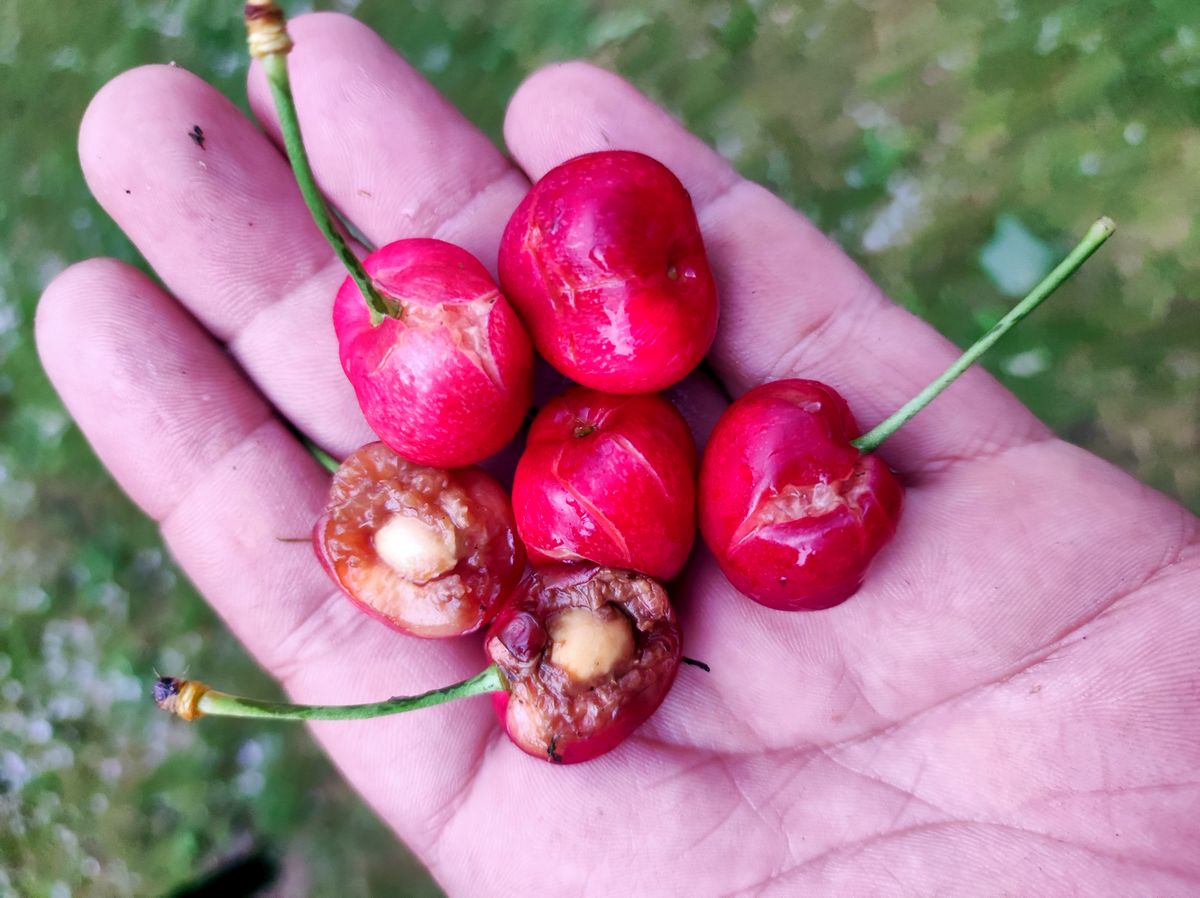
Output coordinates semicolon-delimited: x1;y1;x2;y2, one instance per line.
334;239;533;468
484;564;682;764
155;563;683;765
499;150;718;393
700;218;1117;610
513;387;697;580
313;442;525;638
699;379;902;610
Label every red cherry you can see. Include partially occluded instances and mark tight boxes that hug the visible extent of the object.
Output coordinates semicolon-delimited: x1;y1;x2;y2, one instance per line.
699;380;903;611
513;387;697;580
499;151;718;393
313;442;525;638
334;239;533;468
484;564;682;764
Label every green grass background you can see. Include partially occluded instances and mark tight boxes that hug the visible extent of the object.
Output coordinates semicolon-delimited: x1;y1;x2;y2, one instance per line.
1;0;1197;894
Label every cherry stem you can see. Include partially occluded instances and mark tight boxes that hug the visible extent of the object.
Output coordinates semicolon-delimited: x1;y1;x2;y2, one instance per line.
154;664;506;723
246;2;393;326
851;216;1116;454
301;434;341;474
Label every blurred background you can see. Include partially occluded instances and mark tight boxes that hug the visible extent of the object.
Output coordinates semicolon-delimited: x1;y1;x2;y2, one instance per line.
1;0;1196;894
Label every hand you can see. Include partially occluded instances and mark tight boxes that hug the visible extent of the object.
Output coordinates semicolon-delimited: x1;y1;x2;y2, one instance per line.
37;14;1199;895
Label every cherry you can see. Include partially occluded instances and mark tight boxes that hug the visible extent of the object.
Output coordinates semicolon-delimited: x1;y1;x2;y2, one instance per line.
333;239;533;468
499;150;719;393
484;564;682;764
700;219;1117;611
313;442;525;638
513;387;696;580
155;563;683;765
699;379;903;610
247;9;532;468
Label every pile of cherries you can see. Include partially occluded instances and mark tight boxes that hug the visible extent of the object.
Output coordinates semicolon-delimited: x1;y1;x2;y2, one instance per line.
157;5;1111;765
229;146;900;765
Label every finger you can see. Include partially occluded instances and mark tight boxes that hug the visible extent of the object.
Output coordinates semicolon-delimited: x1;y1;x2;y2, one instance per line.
36;258;494;853
79;62;371;456
246;13;529;273
503;63;1048;470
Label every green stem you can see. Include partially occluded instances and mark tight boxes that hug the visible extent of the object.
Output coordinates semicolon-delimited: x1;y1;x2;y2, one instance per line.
851;216;1115;454
301;435;341;474
156;665;506;723
260;53;393;325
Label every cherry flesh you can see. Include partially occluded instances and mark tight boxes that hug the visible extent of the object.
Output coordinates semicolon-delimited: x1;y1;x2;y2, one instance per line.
513;387;697;581
334;238;534;468
485;564;682;764
313;442;525;638
499;150;719;393
699;379;903;611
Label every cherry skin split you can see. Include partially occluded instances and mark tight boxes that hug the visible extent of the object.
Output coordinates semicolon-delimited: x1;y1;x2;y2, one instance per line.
699;379;902;611
334;239;534;468
313;442;525;638
484;564;682;764
499;150;719;393
513;387;697;580
700;219;1118;611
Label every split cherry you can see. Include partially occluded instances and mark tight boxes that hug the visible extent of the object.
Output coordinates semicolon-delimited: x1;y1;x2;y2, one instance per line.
513;387;697;580
499;150;719;393
333;239;533;468
250;5;532;467
700;218;1116;611
313;442;525;638
155;564;682;765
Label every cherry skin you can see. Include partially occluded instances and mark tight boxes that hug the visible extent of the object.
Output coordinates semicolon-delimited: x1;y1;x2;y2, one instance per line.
313;442;526;638
498;150;719;393
484;564;682;764
699;379;904;611
512;387;697;580
334;238;534;468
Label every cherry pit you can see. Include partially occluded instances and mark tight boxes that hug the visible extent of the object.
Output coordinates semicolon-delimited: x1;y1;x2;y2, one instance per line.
156;0;1115;766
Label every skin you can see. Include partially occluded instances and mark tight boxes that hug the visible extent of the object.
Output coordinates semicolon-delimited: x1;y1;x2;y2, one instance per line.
37;14;1200;896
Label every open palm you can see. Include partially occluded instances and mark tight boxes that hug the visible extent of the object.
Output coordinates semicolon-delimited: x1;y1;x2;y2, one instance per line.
37;14;1199;895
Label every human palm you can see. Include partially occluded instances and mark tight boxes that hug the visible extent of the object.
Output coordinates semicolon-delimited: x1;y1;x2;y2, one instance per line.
37;14;1199;895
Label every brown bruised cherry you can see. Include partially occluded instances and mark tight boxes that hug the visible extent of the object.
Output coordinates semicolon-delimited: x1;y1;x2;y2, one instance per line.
314;442;525;638
484;564;682;764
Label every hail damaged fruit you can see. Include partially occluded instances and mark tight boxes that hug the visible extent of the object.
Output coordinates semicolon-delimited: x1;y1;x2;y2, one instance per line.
334;238;534;468
513;387;697;580
485;564;682;764
314;442;525;638
699;379;903;611
499;151;718;393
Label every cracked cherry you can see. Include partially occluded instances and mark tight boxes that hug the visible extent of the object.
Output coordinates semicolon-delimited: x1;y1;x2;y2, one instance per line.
513;387;696;581
334;238;534;468
313;442;525;638
699;379;903;611
698;219;1117;610
499;150;718;393
485;564;682;764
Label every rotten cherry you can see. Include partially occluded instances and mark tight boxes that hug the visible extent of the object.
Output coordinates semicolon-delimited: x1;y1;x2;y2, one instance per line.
485;564;682;764
313;442;525;638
